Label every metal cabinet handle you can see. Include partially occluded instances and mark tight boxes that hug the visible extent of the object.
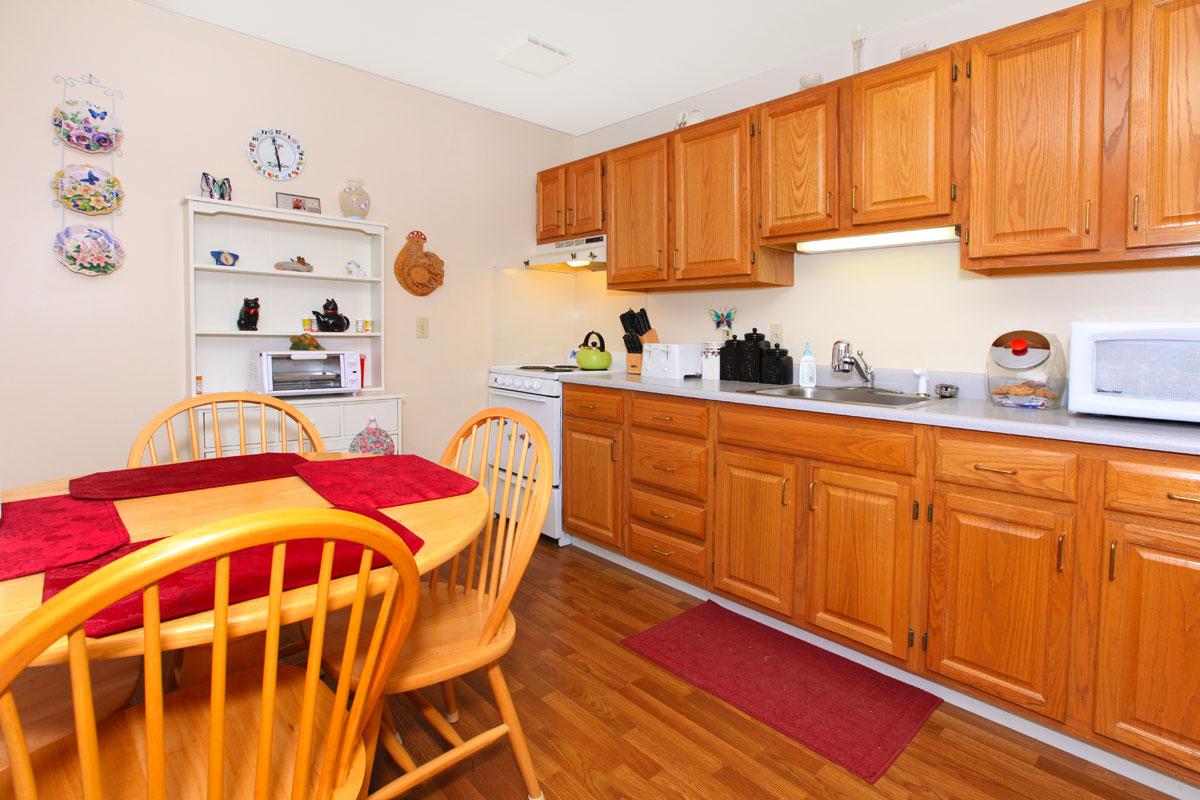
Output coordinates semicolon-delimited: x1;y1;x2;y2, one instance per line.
656;249;662;267
808;481;816;511
673;249;681;276
782;478;790;506
851;185;858;212
610;440;618;462
649;545;675;558
556;209;562;225
1108;540;1117;581
652;464;676;473
974;464;1017;475
1084;199;1091;235
567;207;575;225
580;403;597;410
651;415;674;422
1132;194;1140;231
1056;534;1065;573
1167;491;1200;504
650;509;675;520
826;190;833;217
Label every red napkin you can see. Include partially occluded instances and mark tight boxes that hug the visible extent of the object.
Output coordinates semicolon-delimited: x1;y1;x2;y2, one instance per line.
0;495;130;581
70;453;306;501
293;455;478;508
42;507;422;638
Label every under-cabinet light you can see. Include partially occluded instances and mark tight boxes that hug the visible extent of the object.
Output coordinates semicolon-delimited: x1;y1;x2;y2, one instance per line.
795;226;959;254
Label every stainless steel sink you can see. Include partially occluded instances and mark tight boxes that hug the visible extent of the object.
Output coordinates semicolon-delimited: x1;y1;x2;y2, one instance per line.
742;385;941;408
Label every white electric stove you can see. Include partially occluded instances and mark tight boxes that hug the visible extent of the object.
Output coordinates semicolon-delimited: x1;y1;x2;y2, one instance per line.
487;364;618;545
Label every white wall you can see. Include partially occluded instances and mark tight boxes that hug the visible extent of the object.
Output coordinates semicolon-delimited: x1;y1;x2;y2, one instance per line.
0;0;572;487
564;0;1200;373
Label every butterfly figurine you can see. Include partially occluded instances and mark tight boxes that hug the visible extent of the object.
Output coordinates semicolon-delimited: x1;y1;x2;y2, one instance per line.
201;172;233;201
709;307;736;330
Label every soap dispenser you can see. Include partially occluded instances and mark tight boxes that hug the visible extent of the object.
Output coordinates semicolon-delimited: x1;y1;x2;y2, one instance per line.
799;342;817;387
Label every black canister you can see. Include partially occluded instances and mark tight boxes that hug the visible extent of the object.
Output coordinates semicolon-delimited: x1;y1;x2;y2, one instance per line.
720;336;739;380
737;328;768;382
761;344;794;385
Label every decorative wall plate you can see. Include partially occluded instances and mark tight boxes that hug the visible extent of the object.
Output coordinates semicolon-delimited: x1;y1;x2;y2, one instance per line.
51;165;123;215
52;225;125;276
51;100;123;153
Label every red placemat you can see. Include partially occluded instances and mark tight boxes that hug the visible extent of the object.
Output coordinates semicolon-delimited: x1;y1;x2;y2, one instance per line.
69;453;306;500
42;507;422;637
293;455;478;508
0;495;130;581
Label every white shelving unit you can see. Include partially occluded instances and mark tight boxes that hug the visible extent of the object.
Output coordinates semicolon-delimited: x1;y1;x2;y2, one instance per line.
183;196;402;453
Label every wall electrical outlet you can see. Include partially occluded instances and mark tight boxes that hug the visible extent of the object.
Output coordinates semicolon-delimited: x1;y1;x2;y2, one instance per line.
416;316;430;338
769;323;783;346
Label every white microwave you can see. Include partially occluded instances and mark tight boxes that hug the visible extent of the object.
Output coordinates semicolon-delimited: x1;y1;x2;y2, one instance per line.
1069;322;1200;423
249;350;361;397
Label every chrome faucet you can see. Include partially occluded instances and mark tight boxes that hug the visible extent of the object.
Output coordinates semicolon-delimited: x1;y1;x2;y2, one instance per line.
832;340;875;388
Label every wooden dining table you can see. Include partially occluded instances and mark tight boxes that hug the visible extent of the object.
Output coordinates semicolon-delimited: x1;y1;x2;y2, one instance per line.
0;453;489;666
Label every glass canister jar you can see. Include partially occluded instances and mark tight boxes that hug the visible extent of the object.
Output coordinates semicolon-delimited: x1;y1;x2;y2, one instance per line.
987;330;1067;409
338;178;371;219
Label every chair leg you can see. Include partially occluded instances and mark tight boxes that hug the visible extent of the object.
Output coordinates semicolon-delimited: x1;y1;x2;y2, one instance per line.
486;663;542;800
440;680;459;723
358;704;384;800
379;700;417;773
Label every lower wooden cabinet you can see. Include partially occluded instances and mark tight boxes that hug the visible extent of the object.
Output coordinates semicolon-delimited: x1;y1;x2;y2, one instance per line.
1095;518;1200;772
713;447;797;615
806;465;914;659
927;491;1074;720
562;418;622;548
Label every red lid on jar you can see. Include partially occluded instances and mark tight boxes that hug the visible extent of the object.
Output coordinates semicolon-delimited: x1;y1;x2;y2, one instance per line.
1010;338;1028;356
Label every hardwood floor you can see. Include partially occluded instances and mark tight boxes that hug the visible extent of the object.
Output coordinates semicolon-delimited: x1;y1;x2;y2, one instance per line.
374;541;1176;800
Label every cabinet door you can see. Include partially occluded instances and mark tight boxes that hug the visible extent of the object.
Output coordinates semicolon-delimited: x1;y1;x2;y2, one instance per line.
606;138;670;285
968;6;1104;257
562;418;622;547
851;51;953;225
761;87;839;236
673;112;753;280
536;167;565;241
1127;0;1200;248
566;156;604;236
807;466;914;658
713;447;796;614
928;492;1073;720
1095;519;1200;771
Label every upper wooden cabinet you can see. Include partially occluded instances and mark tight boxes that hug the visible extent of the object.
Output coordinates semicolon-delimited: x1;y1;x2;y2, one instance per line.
535;167;565;241
760;86;839;237
1127;0;1200;248
606;137;670;285
565;156;604;236
967;6;1105;258
851;51;953;225
673;112;755;280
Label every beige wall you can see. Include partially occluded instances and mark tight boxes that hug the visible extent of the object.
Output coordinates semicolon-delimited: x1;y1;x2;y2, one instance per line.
0;0;572;487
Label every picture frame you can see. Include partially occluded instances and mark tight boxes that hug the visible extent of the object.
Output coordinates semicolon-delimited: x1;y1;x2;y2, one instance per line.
275;192;321;214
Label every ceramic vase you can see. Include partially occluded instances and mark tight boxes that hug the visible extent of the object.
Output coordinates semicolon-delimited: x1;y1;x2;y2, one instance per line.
339;178;370;219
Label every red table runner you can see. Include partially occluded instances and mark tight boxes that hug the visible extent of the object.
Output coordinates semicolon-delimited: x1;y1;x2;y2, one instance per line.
70;452;306;500
0;495;130;581
42;506;423;637
293;455;478;508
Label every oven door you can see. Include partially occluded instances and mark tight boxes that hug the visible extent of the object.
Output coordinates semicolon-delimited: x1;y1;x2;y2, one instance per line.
266;352;356;396
486;387;562;486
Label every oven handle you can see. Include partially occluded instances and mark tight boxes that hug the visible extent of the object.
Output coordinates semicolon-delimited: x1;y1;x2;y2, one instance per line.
489;388;553;404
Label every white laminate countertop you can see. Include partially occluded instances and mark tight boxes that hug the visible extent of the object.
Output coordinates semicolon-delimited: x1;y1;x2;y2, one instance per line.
559;373;1200;456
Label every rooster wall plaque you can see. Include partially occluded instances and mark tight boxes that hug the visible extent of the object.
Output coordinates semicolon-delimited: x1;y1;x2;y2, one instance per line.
394;230;444;296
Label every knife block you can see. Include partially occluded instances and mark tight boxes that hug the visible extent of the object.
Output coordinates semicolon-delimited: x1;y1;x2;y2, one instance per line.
626;328;659;375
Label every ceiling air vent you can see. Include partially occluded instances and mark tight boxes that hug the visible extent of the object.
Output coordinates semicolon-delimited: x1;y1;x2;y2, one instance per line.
499;36;574;78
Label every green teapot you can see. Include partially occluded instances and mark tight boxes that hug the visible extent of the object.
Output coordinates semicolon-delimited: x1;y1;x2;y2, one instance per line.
576;331;612;370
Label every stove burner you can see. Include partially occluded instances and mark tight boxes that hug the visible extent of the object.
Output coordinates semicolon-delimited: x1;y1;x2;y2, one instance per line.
518;365;580;373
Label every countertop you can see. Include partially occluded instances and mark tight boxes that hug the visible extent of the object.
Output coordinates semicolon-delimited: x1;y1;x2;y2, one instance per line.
559;373;1200;456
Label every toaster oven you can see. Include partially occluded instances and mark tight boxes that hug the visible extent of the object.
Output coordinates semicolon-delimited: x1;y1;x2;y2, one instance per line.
1069;322;1200;423
249;350;361;397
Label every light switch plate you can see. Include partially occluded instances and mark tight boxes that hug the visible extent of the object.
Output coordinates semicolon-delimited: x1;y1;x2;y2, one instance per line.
416;316;430;338
769;323;783;346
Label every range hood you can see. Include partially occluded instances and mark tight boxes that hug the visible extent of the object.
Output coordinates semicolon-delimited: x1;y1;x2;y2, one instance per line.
524;234;606;274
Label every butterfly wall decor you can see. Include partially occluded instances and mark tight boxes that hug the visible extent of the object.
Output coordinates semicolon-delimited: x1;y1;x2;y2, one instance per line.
709;307;736;331
201;172;232;201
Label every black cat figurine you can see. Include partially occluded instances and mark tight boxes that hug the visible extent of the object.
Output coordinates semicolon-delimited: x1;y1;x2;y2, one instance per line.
237;297;260;331
312;298;350;332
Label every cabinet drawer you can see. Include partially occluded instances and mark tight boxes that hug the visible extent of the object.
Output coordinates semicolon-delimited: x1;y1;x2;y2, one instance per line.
563;386;624;423
936;435;1077;501
343;399;400;435
629;524;706;578
1106;461;1200;525
630;432;708;500
629;488;706;540
630;395;708;438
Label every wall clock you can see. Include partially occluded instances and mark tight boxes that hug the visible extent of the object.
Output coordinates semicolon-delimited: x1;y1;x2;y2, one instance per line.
247;128;305;181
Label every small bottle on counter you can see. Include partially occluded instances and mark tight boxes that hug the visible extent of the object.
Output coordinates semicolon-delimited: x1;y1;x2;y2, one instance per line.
799;343;817;387
194;374;205;395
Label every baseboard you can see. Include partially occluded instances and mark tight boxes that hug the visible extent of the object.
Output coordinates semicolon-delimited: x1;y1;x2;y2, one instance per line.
570;539;1199;799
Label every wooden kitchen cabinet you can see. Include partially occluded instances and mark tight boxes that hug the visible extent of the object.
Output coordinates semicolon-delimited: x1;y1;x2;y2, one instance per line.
967;5;1105;258
713;446;797;615
536;166;566;241
851;51;953;225
927;491;1074;720
760;86;839;237
1126;0;1200;248
565;156;604;236
1094;518;1200;772
606;137;670;285
806;465;915;659
562;417;622;548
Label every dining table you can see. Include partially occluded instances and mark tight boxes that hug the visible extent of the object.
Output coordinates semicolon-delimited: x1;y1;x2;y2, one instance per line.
0;453;489;667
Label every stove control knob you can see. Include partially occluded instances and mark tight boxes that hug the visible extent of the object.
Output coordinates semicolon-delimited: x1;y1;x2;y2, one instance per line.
522;379;535;389
530;380;542;390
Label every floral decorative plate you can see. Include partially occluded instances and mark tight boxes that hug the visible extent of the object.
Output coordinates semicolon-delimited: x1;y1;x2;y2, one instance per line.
51;100;123;153
51;165;124;215
52;225;125;276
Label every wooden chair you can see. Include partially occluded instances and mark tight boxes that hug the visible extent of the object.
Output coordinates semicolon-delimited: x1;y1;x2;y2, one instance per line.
0;508;421;800
128;392;325;467
312;409;552;800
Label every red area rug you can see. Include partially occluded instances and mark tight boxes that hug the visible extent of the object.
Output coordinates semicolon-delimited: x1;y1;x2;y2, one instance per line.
622;600;941;782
